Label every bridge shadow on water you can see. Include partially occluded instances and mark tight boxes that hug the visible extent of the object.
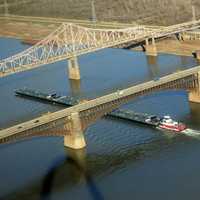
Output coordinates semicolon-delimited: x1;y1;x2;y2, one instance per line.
0;133;186;200
40;148;105;200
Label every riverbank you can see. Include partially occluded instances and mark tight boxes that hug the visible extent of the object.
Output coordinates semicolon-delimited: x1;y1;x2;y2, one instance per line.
0;0;198;25
0;15;134;40
134;38;200;57
0;17;59;40
156;39;200;57
1;16;200;57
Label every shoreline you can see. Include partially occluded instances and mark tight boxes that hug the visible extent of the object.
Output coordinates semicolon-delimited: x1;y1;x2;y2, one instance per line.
0;16;200;58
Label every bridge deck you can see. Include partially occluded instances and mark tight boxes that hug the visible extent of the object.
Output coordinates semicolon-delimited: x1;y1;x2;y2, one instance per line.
0;65;199;140
15;88;160;126
1;19;200;77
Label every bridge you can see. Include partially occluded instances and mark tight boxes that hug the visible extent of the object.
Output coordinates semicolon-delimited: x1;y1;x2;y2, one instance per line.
1;20;200;79
1;19;200;149
0;65;200;149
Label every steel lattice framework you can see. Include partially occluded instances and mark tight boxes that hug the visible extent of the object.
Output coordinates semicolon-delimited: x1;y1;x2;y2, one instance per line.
0;65;200;144
1;20;200;77
0;23;152;76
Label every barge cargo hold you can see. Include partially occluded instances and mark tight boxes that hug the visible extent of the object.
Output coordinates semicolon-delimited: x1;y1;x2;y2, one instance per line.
15;88;160;127
15;88;186;132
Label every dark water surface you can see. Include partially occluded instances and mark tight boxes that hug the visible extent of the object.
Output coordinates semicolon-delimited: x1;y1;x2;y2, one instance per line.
1;38;200;200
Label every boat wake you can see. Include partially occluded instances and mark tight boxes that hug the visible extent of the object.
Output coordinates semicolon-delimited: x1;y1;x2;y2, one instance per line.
182;128;200;137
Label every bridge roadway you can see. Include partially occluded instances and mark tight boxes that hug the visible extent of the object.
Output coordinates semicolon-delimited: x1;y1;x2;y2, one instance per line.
1;19;200;78
0;65;200;142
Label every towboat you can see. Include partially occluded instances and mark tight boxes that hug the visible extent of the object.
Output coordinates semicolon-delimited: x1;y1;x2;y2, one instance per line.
158;116;186;132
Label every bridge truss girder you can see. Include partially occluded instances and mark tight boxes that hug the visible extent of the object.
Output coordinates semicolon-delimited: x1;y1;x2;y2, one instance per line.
0;23;152;77
0;73;197;145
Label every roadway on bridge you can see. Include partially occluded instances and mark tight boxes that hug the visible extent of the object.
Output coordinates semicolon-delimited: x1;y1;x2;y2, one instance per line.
0;65;199;141
1;18;200;77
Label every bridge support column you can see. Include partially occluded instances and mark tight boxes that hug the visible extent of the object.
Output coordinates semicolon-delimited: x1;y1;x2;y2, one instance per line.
176;33;183;41
195;51;200;60
145;38;157;56
69;79;81;97
68;56;80;80
64;112;86;149
188;90;200;103
189;72;200;103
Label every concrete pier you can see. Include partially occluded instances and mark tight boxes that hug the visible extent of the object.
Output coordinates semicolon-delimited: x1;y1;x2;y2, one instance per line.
189;90;200;103
146;55;157;66
69;79;81;97
145;38;157;56
68;56;80;80
195;51;200;60
64;112;86;149
189;72;200;103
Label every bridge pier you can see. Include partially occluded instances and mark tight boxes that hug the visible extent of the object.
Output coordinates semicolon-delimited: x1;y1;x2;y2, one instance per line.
145;38;157;56
189;72;200;103
189;90;200;103
68;56;81;80
69;79;81;97
195;51;200;60
64;112;86;149
176;33;183;41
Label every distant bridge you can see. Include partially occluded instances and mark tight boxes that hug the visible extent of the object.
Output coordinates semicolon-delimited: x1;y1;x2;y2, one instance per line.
1;20;200;79
0;66;200;149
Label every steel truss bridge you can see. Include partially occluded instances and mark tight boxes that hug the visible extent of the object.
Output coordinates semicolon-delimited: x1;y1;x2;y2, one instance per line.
0;65;199;145
1;20;200;77
1;20;200;148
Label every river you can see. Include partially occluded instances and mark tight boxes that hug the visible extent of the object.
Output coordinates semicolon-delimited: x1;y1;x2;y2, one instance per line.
0;37;200;200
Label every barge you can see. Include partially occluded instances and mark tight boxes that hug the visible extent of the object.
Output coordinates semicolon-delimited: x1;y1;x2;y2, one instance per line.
15;88;186;132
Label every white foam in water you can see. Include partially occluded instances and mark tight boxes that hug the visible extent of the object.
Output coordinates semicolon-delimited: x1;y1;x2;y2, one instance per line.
182;129;200;137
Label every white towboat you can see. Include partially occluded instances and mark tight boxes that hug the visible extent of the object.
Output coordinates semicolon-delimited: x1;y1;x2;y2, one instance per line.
158;116;186;132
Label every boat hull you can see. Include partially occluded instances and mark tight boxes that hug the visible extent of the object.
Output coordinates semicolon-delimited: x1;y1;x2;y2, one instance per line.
158;124;186;132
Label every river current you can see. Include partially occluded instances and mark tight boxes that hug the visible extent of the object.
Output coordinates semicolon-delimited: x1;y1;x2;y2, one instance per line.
0;38;200;200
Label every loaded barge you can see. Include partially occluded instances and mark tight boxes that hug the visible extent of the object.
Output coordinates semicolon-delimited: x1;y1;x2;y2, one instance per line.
15;88;186;132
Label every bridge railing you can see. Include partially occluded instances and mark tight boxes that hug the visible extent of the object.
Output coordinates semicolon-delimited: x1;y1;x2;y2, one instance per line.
0;23;154;76
1;20;200;77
